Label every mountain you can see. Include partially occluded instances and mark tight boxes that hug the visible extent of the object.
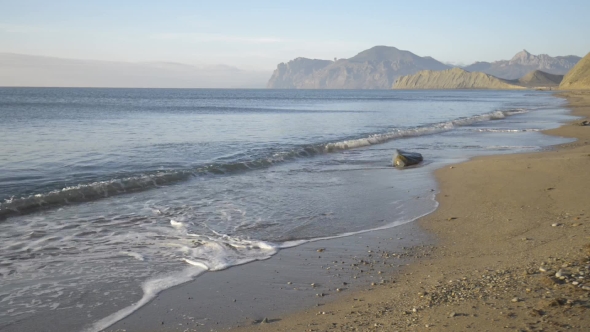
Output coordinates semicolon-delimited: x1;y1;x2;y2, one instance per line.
393;68;524;90
517;70;563;88
560;52;590;89
265;57;333;89
0;53;270;88
463;50;581;80
267;46;451;89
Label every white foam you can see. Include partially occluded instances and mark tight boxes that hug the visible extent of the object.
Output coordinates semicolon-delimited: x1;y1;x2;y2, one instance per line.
181;235;279;271
119;251;145;261
321;109;525;154
170;219;185;229
471;128;540;133
82;266;207;332
183;258;209;269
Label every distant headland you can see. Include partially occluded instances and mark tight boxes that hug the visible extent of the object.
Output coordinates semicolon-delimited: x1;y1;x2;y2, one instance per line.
267;46;583;90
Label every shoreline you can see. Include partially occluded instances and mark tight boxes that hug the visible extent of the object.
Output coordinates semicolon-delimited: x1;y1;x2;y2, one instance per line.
99;91;590;332
222;91;590;331
105;211;437;332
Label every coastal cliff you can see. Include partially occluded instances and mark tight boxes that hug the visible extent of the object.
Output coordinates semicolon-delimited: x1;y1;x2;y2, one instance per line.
265;57;333;89
266;46;450;89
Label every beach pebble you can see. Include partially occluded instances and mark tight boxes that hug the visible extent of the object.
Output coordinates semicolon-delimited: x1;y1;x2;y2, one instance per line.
551;223;560;227
511;297;520;303
449;312;457;318
539;267;547;272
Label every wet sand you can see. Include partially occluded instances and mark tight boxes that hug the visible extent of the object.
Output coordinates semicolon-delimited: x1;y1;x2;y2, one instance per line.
224;91;590;332
107;210;436;332
106;91;590;332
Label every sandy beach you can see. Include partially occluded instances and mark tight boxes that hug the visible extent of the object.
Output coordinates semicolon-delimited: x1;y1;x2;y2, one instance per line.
2;5;588;332
221;91;590;332
101;91;590;332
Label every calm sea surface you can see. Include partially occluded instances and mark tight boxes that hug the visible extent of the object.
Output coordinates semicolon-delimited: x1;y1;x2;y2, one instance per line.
0;88;574;331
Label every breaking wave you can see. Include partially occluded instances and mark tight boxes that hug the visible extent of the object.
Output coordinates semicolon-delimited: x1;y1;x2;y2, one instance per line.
0;108;526;219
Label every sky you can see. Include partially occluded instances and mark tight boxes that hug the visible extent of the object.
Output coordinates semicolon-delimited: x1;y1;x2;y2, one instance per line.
1;0;589;70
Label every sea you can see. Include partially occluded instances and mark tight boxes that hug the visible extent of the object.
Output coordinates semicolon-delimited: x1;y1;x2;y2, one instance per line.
0;88;575;331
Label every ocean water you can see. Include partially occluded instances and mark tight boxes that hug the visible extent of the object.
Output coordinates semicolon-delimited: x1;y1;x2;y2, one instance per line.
0;88;575;331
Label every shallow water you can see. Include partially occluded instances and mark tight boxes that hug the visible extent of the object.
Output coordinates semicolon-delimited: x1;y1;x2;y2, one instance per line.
0;88;575;331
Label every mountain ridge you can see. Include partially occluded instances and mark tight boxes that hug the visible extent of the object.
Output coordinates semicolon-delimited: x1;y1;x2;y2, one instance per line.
267;46;450;89
267;47;581;89
393;68;525;90
463;50;581;80
517;70;563;87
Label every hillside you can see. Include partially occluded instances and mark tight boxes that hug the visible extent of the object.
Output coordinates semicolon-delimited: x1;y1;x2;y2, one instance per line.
393;68;524;90
517;70;563;87
266;46;450;89
463;50;581;80
560;52;590;89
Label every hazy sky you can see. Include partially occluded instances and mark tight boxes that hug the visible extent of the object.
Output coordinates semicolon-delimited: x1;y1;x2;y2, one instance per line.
1;0;589;70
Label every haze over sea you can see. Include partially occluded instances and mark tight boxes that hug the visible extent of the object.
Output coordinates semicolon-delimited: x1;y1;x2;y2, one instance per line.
0;88;575;331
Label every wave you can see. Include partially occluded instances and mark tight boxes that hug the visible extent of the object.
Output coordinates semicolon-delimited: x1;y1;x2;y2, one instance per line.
469;128;540;133
82;192;438;332
0;108;526;219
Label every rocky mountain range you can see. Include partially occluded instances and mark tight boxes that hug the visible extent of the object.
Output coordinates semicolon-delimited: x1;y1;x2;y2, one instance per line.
463;50;581;80
268;47;582;89
267;46;450;89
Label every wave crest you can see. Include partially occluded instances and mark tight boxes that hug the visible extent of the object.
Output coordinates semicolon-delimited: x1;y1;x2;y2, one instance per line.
1;108;527;219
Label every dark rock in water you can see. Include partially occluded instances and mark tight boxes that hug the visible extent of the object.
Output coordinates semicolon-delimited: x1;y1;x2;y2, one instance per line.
392;149;423;168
